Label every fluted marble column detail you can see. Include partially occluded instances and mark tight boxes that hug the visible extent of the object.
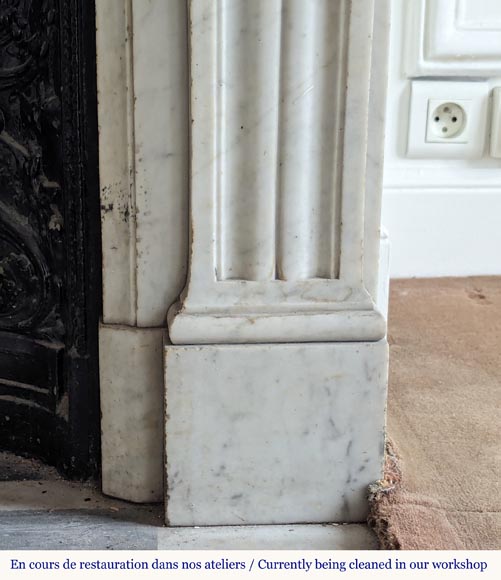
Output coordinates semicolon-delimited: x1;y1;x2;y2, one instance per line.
219;0;281;281
277;0;346;281
168;0;384;344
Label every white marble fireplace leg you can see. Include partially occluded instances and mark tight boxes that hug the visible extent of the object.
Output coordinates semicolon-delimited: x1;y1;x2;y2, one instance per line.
96;0;189;502
165;0;390;525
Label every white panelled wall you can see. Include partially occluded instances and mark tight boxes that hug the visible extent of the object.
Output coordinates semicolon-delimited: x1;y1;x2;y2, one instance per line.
382;0;501;278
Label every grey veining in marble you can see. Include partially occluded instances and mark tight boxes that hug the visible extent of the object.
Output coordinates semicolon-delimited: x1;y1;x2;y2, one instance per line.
165;341;388;526
0;465;377;550
100;324;165;503
96;0;188;326
168;0;385;344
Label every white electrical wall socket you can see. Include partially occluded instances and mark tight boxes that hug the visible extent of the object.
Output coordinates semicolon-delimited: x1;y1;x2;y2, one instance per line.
490;87;501;159
407;81;489;159
426;100;469;143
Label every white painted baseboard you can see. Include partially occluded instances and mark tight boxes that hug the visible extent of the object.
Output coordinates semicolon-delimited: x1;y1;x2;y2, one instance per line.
382;190;501;278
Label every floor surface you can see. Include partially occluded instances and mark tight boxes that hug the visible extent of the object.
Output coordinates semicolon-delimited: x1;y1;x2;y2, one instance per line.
375;277;501;549
0;454;376;550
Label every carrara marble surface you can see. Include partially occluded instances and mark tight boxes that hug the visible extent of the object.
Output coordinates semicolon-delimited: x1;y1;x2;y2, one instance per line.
168;0;382;345
165;341;388;526
96;0;189;327
96;0;189;503
100;325;165;503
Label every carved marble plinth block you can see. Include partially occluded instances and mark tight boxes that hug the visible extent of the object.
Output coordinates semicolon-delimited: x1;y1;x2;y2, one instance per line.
165;341;388;526
100;325;165;502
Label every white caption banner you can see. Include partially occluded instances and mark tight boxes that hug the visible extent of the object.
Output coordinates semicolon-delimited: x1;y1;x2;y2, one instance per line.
0;550;499;579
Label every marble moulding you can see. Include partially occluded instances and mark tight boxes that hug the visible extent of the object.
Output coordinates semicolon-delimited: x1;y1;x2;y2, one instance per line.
96;0;189;501
96;0;390;523
164;0;391;525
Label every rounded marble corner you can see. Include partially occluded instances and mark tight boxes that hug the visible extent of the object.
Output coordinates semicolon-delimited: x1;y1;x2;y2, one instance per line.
167;307;386;345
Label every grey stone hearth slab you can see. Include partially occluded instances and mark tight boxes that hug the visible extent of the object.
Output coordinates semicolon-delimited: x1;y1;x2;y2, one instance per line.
156;524;378;551
0;479;377;550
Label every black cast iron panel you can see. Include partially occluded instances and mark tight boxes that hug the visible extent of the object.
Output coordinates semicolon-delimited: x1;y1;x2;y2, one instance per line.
0;0;100;478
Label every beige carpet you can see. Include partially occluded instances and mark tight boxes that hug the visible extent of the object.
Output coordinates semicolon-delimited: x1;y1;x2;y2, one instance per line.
369;277;501;550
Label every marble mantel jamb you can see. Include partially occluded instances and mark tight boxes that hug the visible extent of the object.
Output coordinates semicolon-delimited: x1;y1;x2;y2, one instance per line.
165;0;390;526
96;0;189;502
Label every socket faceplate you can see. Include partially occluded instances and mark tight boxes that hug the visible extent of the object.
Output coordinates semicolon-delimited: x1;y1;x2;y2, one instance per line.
407;81;489;159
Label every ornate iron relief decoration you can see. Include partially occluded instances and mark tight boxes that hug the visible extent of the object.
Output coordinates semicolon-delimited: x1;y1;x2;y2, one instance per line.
0;0;63;338
0;0;101;477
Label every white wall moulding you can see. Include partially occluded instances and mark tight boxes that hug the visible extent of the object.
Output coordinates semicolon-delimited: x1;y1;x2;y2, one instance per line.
405;0;501;77
491;88;501;158
168;0;385;345
384;0;501;278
